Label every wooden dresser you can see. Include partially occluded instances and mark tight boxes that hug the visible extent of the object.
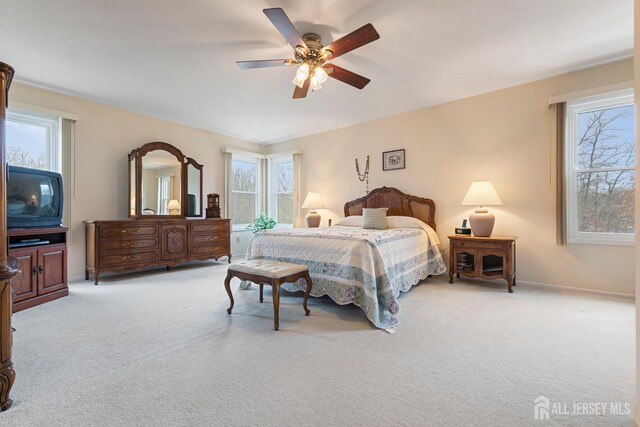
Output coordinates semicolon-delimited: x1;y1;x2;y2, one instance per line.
84;218;231;284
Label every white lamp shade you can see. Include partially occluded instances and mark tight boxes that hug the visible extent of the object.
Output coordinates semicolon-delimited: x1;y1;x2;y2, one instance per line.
301;192;325;210
167;199;181;210
461;181;503;206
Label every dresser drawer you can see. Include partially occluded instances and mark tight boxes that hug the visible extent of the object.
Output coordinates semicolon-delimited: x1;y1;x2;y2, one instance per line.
100;225;158;239
191;221;229;234
100;238;158;252
455;241;506;251
191;233;228;246
100;250;158;267
191;244;229;257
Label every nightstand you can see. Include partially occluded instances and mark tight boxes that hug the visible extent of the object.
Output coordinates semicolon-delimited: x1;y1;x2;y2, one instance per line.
448;235;517;293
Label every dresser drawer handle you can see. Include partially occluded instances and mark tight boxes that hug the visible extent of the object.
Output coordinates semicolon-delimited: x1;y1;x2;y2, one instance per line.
203;236;219;241
121;241;140;247
121;228;140;234
122;255;140;261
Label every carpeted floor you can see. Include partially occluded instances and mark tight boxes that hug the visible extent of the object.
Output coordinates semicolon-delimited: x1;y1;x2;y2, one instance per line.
0;261;634;426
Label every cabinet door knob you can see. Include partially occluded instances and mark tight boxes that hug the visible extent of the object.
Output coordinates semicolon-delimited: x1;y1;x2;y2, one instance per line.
38;265;44;274
32;266;38;276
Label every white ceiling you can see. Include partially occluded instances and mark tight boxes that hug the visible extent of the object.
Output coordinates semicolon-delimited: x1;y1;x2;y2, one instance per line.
0;0;633;144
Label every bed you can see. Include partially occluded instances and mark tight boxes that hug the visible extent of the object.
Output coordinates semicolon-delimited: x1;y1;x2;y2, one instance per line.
242;187;446;329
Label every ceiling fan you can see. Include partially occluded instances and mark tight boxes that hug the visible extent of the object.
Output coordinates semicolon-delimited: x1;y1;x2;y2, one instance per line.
237;8;380;99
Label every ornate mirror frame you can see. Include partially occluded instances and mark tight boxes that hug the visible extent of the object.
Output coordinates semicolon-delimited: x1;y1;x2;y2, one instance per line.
128;141;203;219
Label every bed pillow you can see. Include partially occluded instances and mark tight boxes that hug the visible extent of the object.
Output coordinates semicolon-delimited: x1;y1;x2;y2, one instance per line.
387;216;440;245
362;208;388;229
334;216;363;227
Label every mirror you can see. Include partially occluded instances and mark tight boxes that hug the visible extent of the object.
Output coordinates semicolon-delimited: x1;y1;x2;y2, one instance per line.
128;142;203;218
129;154;136;216
141;150;182;215
186;159;203;217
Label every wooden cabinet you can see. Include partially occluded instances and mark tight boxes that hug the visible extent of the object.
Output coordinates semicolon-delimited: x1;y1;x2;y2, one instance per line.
8;227;69;312
448;235;517;293
9;249;37;303
38;245;67;295
85;218;231;285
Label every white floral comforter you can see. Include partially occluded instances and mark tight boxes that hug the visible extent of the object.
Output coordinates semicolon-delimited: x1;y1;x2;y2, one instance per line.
242;225;446;329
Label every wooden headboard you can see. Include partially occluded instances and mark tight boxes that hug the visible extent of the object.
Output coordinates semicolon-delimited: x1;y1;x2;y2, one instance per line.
344;187;436;231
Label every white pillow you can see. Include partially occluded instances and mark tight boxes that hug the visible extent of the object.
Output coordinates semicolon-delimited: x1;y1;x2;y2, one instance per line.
334;216;363;227
362;208;388;230
387;216;440;245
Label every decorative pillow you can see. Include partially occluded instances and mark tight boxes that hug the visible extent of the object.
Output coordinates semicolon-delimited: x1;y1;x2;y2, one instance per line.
362;208;388;230
334;216;363;227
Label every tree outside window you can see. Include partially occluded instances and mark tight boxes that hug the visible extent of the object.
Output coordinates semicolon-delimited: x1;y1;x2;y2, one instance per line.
567;89;635;245
231;158;258;225
6;110;59;172
273;159;293;225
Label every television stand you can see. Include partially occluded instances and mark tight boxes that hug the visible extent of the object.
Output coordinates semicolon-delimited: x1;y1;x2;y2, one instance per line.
8;226;68;312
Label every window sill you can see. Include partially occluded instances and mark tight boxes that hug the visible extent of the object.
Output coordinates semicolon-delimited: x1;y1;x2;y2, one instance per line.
567;233;635;247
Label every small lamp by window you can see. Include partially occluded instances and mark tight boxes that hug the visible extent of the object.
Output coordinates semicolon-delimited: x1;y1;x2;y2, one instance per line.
461;181;503;237
167;199;181;215
301;192;325;228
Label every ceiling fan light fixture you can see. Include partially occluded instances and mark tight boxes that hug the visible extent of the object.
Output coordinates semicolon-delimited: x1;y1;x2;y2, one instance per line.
292;62;310;88
309;76;322;92
240;8;380;99
313;66;328;84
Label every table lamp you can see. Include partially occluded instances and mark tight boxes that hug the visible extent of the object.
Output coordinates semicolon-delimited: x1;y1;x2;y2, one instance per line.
167;199;181;215
461;181;503;237
301;192;324;227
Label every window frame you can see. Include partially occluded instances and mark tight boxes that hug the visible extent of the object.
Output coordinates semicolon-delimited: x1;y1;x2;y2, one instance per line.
231;156;261;230
268;155;294;228
6;109;61;172
565;89;635;246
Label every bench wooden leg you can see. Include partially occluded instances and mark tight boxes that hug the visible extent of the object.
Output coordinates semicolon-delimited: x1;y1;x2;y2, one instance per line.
303;271;312;316
259;284;264;303
272;280;280;331
224;272;234;314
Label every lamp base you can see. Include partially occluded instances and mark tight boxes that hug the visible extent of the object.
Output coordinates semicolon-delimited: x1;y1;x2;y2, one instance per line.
306;211;321;228
469;209;495;237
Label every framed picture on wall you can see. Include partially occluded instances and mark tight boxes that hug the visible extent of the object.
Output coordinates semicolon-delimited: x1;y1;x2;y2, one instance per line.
382;149;405;171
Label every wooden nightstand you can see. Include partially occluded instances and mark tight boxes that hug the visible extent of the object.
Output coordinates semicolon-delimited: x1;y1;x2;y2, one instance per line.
448;235;517;293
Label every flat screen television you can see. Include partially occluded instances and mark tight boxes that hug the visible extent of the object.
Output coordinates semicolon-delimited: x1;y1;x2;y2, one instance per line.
7;165;63;228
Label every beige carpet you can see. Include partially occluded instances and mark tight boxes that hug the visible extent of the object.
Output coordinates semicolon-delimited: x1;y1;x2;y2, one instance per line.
0;261;634;426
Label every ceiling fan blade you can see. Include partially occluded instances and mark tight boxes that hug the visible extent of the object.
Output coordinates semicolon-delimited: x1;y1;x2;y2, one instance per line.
293;78;310;99
263;8;308;51
325;64;371;89
237;59;296;69
321;23;380;59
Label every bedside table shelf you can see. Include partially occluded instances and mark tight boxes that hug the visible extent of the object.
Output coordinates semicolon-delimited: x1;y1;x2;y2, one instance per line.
448;235;517;292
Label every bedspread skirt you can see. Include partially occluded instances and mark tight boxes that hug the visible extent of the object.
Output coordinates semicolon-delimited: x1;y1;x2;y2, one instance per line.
240;227;446;329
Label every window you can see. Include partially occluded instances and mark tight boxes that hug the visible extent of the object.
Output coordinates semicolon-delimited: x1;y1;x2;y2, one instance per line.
231;157;259;226
566;89;635;245
157;176;170;215
6;110;60;172
270;157;294;226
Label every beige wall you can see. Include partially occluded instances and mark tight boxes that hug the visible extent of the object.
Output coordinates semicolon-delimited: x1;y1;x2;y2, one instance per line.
9;83;263;279
269;59;635;295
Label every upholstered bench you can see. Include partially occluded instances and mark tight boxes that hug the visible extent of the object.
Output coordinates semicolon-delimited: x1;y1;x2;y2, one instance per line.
224;260;313;331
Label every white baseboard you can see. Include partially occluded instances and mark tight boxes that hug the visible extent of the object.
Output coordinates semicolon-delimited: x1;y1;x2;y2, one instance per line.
516;279;634;301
